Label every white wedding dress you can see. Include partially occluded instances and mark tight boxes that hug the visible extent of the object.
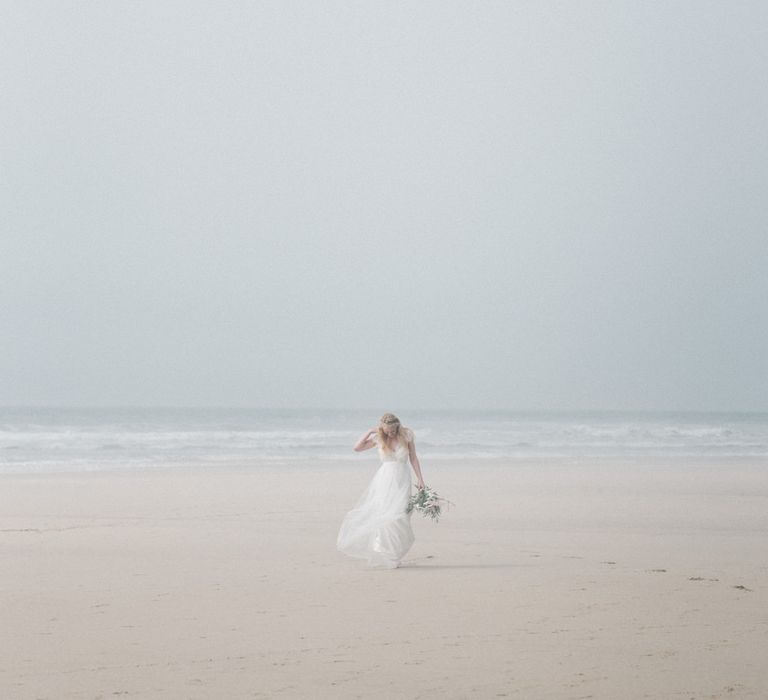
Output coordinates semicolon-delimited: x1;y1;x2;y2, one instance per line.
336;438;415;569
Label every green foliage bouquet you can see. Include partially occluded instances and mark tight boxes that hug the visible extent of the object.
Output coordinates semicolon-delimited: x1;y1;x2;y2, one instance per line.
406;485;455;523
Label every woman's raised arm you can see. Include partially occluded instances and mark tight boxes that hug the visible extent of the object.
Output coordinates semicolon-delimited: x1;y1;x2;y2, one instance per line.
353;428;378;452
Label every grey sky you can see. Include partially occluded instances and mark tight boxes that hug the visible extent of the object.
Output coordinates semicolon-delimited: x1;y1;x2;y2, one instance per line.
2;1;766;411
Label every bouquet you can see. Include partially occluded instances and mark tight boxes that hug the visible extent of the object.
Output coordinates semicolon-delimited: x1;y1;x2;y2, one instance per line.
406;485;455;523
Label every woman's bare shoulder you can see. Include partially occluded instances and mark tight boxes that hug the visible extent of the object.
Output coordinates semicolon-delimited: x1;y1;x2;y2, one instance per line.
403;427;415;442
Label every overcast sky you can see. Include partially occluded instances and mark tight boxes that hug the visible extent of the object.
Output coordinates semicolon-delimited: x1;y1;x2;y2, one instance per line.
2;1;766;411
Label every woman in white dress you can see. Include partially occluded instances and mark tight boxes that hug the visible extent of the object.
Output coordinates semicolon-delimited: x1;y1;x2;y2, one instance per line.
336;413;426;569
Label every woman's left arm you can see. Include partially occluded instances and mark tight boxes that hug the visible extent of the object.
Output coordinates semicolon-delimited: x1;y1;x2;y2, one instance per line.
407;430;426;490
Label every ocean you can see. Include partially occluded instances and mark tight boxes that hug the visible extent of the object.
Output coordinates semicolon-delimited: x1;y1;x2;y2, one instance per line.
1;407;766;474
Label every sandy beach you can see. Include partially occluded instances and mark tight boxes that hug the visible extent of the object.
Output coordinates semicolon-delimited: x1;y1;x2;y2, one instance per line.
1;457;766;699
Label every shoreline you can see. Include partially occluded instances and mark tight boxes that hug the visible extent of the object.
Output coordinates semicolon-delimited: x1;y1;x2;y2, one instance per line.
2;452;767;478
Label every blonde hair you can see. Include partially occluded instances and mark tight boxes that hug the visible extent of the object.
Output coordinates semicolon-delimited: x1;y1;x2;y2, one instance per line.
376;412;413;453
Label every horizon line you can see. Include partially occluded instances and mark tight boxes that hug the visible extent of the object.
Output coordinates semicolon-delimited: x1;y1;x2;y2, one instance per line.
1;405;766;415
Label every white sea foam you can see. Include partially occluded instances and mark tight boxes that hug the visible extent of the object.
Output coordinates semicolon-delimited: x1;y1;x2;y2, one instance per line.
1;408;766;473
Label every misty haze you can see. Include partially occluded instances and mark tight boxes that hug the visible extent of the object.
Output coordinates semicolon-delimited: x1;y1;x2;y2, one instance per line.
2;2;766;412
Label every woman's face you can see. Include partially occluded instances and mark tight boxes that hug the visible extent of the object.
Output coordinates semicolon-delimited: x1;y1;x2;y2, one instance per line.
382;423;398;437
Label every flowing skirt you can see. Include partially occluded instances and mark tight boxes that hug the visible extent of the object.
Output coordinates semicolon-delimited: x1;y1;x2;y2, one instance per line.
336;459;415;569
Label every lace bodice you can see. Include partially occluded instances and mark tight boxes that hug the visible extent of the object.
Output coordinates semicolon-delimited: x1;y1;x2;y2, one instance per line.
374;438;409;464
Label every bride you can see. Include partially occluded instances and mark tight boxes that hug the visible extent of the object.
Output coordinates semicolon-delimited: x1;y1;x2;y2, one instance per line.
336;413;426;569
